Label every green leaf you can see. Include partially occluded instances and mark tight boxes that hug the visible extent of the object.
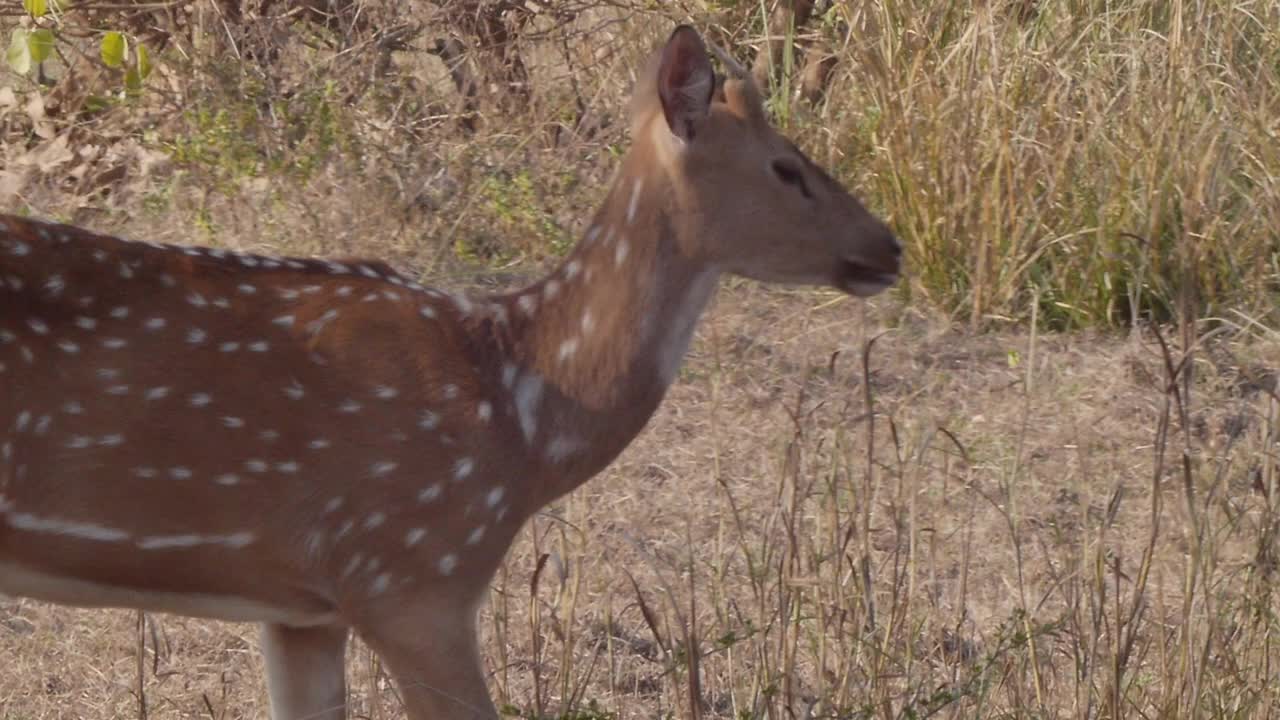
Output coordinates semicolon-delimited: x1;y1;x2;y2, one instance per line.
23;0;47;18
7;30;31;75
136;43;151;79
124;66;142;92
100;31;125;68
84;94;110;114
28;28;54;64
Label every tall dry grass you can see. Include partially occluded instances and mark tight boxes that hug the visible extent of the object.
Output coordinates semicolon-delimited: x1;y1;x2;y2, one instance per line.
798;1;1280;329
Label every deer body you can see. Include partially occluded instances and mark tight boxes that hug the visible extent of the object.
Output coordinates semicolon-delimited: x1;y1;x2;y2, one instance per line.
0;27;899;720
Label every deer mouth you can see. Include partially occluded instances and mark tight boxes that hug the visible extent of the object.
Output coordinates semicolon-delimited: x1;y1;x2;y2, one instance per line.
836;258;898;297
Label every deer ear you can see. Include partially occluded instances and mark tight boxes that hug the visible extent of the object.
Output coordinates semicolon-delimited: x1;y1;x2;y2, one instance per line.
657;26;715;142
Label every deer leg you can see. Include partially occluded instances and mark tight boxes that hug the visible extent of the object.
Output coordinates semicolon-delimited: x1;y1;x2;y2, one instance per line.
354;600;497;720
260;623;349;720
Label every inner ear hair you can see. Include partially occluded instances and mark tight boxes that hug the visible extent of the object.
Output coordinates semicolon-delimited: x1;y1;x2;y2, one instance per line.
656;25;715;141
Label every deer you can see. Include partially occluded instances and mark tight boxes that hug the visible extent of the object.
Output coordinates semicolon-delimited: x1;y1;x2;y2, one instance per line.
0;25;900;720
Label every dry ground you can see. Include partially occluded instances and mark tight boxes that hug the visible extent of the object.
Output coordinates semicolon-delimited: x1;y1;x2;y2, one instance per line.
2;261;1277;717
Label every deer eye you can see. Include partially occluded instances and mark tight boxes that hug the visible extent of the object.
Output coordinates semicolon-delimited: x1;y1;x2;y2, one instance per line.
771;158;812;199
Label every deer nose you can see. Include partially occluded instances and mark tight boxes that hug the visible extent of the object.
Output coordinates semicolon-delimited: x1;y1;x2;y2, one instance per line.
882;225;903;261
857;218;902;271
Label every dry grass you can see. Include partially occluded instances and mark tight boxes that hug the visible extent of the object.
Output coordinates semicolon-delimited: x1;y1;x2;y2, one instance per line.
2;1;1280;718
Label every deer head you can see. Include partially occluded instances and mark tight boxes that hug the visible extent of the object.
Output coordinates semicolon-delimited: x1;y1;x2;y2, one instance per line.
629;26;901;297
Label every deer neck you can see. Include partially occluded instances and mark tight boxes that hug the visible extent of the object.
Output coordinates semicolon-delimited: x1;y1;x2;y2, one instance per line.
489;157;720;506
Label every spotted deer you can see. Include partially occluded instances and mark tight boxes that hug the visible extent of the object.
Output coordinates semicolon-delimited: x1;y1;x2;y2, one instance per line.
0;26;899;720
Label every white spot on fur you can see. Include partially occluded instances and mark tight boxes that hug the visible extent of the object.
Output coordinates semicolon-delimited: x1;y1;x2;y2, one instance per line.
558;338;579;362
454;457;474;480
44;275;65;296
546;435;586;463
137;532;254;550
627;178;644;224
8;513;129;542
514;374;543;444
437;554;458;575
418;483;443;503
486;486;505;508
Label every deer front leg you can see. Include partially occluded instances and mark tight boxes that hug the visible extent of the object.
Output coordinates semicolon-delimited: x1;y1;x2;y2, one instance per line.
260;623;350;720
353;597;497;720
